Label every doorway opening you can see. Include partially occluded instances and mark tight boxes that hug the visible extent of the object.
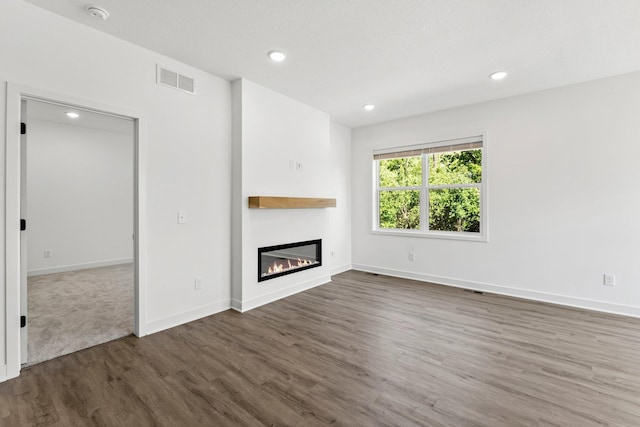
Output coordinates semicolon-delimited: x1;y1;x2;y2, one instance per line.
23;99;135;365
4;83;147;379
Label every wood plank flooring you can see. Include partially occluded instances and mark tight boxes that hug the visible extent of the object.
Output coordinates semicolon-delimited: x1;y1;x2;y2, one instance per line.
1;270;640;426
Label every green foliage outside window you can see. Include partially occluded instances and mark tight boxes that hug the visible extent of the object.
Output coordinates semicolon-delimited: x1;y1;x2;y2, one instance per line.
428;150;481;185
429;188;480;232
379;156;422;187
379;190;421;229
378;149;482;232
378;157;421;229
428;149;481;232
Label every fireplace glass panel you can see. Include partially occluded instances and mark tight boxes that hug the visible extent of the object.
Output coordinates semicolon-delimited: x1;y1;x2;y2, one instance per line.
258;239;321;282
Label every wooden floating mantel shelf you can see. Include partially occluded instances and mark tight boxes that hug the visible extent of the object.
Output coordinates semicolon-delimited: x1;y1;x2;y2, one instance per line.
248;196;336;209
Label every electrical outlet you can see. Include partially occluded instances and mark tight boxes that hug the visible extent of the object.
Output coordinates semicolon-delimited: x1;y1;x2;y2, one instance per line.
296;161;303;171
603;273;615;286
194;278;202;290
331;251;335;258
44;249;52;258
408;252;415;261
178;210;187;224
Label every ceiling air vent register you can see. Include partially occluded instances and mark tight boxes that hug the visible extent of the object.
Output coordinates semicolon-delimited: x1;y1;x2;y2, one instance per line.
156;65;196;94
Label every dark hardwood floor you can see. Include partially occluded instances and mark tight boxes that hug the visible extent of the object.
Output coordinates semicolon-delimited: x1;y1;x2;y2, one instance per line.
1;270;640;426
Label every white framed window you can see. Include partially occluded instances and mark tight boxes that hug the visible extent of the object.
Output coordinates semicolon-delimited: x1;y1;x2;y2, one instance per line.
372;135;487;241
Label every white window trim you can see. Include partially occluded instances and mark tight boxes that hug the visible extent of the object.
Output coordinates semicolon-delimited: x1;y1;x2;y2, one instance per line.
371;133;488;242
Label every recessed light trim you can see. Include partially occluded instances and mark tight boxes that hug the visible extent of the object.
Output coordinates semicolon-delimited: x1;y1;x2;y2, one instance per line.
268;51;286;62
65;112;80;119
490;71;508;81
86;6;110;20
363;104;375;111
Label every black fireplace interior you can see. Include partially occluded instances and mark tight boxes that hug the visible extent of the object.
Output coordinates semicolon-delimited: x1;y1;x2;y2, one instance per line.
258;239;322;282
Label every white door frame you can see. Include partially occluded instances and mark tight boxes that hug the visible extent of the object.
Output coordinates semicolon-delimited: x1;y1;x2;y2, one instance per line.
4;82;148;380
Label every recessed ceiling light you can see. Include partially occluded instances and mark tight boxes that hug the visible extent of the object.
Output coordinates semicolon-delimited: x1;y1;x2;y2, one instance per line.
363;104;375;111
65;112;80;119
489;71;508;81
268;51;286;62
86;5;110;21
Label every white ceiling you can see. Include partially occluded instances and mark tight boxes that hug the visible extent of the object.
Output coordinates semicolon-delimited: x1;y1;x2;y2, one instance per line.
27;99;134;135
22;0;640;128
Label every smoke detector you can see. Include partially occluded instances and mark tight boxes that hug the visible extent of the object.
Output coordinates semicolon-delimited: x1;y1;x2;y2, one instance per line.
86;6;110;20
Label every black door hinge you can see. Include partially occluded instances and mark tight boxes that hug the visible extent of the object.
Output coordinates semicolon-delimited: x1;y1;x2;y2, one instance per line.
21;122;26;135
20;219;26;231
20;316;26;328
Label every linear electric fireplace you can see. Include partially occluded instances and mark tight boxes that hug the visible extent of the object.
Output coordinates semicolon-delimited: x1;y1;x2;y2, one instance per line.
258;239;322;282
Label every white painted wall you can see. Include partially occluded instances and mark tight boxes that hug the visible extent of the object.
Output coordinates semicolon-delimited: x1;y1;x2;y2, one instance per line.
328;122;352;274
26;119;133;275
232;79;335;311
352;71;640;317
1;0;231;376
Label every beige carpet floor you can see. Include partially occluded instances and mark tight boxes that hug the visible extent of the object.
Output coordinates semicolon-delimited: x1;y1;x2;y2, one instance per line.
27;263;134;365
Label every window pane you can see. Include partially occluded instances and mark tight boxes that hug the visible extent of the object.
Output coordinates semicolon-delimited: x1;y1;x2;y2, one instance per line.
379;190;420;229
379;156;422;187
429;188;480;232
428;149;481;185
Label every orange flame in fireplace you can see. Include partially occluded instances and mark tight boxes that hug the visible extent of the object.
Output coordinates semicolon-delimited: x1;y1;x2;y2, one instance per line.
266;258;315;276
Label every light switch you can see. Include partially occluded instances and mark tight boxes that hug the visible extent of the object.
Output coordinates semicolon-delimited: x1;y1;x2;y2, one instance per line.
178;210;187;224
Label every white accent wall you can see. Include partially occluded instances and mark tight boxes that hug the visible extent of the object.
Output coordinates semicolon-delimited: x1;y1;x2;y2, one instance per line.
26;119;133;276
231;79;340;312
0;0;232;377
352;71;640;317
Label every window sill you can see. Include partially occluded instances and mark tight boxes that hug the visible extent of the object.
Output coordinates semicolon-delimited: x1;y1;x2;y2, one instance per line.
370;229;488;242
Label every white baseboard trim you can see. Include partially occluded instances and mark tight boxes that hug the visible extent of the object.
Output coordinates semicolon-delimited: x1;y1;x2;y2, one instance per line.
28;258;133;277
331;264;352;276
230;299;242;312
352;263;640;319
0;364;18;384
145;298;231;335
235;275;331;313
